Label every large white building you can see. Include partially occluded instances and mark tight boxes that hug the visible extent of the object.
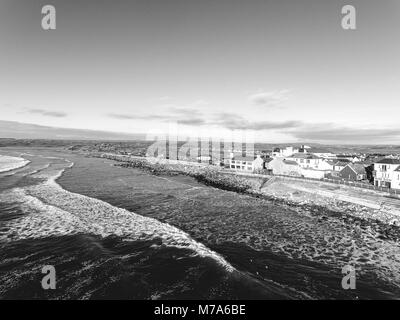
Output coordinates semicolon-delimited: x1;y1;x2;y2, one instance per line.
287;153;320;169
374;158;400;189
287;153;333;171
266;158;302;176
229;154;265;172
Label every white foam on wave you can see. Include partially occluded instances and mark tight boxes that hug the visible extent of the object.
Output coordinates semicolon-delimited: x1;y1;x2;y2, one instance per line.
0;155;31;173
0;160;235;272
26;163;51;176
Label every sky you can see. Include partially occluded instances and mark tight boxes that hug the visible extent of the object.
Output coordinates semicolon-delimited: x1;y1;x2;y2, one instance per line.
0;0;399;144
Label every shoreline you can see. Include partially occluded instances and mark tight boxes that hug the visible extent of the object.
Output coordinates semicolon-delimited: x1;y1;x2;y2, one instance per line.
84;152;400;228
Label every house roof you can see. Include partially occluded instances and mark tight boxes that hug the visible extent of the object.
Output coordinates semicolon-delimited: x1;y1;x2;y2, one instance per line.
335;158;351;163
345;163;367;175
334;161;349;166
232;156;256;161
283;160;299;166
336;154;359;158
358;160;374;166
375;158;400;165
288;153;320;159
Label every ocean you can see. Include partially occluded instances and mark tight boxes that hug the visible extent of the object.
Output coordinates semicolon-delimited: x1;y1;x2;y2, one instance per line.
1;148;400;299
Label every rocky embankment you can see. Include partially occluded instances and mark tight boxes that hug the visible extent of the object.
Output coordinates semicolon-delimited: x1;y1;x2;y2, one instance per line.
109;156;266;193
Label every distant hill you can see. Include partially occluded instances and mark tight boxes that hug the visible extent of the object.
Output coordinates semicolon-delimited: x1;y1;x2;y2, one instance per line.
0;120;145;141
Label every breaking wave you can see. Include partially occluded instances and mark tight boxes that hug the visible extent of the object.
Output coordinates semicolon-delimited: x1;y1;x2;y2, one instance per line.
0;160;235;272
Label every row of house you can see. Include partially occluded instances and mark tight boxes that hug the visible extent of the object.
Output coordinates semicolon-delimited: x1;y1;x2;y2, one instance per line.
226;152;367;179
223;145;400;190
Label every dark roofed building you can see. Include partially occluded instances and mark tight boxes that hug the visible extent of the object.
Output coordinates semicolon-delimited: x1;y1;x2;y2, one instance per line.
375;158;400;165
339;163;367;181
289;153;320;159
333;161;349;172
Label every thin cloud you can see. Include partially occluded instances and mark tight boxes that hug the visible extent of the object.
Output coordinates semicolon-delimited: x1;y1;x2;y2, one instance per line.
210;112;303;131
108;107;204;123
289;124;400;143
167;107;203;117
25;108;67;118
108;113;183;122
107;113;138;120
107;110;302;131
179;118;207;125
248;90;290;108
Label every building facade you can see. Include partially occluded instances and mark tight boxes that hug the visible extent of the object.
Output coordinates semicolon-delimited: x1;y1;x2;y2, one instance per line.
373;158;400;189
288;153;322;169
266;158;302;176
229;155;265;172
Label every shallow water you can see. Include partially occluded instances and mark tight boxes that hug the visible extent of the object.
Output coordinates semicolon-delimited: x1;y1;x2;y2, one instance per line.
1;148;400;299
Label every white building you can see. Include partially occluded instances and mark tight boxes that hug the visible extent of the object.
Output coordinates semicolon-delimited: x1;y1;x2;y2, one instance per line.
301;168;326;179
374;158;400;189
313;153;337;160
272;146;299;157
336;155;362;163
229;154;265;172
266;158;302;176
287;153;322;169
267;157;328;179
197;155;212;163
393;167;400;190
